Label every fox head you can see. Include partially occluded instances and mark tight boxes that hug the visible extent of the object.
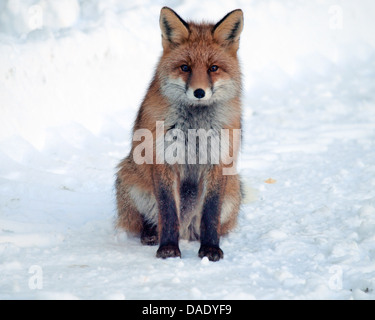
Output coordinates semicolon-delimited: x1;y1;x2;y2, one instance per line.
157;7;243;107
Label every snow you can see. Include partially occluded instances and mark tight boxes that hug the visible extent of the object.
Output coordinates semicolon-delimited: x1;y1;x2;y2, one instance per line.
1;0;375;300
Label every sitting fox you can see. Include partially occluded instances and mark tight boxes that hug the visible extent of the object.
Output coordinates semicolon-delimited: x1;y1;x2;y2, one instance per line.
116;7;243;261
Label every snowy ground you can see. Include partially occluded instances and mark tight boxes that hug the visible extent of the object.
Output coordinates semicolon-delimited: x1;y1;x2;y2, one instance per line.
1;0;375;300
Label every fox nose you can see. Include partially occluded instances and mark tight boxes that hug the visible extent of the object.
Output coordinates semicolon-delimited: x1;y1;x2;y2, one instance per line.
193;88;205;99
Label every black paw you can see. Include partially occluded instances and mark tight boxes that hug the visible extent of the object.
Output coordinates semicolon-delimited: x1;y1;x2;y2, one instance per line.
141;234;159;246
141;219;158;246
156;245;181;259
198;245;223;262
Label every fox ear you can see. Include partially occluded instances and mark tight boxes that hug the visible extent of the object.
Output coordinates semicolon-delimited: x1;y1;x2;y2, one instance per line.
213;9;243;51
160;7;189;50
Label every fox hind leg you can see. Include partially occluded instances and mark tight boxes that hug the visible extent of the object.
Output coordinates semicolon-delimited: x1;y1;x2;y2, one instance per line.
116;177;143;234
116;163;159;245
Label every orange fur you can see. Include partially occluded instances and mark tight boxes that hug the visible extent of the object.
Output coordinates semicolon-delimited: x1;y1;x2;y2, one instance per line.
116;7;244;260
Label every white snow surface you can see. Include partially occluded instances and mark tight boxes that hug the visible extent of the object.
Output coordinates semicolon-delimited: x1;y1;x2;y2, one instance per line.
1;0;375;300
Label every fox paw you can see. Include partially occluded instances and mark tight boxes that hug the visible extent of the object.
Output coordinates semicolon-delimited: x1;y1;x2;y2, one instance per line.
141;234;159;246
156;245;181;259
198;245;223;262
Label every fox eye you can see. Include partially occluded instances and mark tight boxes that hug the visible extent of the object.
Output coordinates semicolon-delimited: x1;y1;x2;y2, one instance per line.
209;65;219;72
180;65;191;72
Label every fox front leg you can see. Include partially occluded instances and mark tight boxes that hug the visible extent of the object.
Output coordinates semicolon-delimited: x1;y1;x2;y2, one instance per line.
153;168;181;259
198;177;225;261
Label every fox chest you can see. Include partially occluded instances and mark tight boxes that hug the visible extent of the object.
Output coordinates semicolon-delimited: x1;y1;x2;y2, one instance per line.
163;104;224;172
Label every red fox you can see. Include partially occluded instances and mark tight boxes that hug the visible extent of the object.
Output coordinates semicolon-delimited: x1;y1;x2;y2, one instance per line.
116;7;243;261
